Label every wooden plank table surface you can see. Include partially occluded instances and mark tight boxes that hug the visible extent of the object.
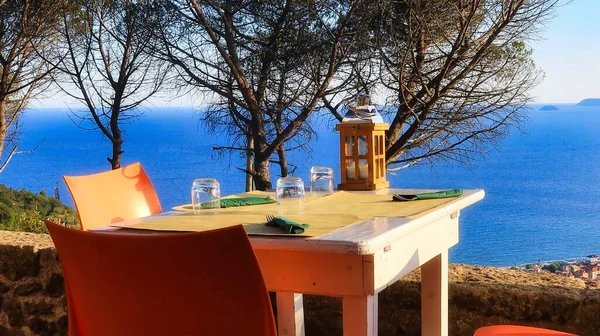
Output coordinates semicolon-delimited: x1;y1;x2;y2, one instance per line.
90;188;485;336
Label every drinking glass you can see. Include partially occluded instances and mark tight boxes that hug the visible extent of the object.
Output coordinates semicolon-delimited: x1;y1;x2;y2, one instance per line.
191;178;220;214
276;177;305;214
310;166;334;196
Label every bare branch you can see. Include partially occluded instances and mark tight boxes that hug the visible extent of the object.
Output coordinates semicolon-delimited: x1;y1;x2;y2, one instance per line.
0;0;63;172
156;0;373;190
371;0;561;169
53;0;170;169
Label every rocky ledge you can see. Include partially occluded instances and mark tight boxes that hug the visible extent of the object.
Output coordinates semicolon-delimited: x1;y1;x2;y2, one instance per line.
1;230;599;336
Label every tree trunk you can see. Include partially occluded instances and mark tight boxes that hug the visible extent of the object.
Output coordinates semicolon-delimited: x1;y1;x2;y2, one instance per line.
245;132;254;192
0;100;6;157
276;143;288;177
253;157;272;191
108;137;123;170
109;95;124;169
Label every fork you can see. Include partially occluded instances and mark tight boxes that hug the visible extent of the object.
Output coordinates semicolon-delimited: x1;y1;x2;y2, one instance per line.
265;215;276;224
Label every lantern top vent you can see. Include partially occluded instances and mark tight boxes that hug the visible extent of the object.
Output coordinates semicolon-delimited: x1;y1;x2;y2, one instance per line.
341;93;384;124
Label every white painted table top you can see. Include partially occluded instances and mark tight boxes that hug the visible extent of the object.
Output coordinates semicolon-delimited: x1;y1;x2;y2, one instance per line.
92;188;484;255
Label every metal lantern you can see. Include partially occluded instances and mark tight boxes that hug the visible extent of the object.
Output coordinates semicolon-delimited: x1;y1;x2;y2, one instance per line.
336;94;389;191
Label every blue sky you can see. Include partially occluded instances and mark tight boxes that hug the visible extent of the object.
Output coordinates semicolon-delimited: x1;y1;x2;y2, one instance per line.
530;0;600;103
34;0;597;108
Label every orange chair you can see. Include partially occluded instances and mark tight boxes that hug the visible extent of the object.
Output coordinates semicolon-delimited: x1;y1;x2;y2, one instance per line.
63;162;162;230
45;220;277;336
474;325;577;335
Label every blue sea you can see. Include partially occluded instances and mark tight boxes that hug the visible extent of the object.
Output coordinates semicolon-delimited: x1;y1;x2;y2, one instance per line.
2;104;599;267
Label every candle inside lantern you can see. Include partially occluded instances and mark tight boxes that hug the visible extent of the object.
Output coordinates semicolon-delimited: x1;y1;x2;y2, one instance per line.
346;164;368;179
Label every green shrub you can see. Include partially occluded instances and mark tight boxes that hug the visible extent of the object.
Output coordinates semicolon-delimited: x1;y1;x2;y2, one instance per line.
541;262;567;273
0;184;79;233
0;202;14;223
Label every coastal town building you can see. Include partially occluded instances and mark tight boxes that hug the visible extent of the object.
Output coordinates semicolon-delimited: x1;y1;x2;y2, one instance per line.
518;255;600;284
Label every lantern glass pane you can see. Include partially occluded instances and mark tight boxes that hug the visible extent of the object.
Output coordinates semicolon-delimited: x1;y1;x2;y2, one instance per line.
358;159;368;179
345;159;355;179
345;136;354;156
358;136;367;155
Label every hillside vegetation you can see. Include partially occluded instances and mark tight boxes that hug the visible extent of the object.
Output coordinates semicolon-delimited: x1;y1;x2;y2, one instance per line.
0;184;78;233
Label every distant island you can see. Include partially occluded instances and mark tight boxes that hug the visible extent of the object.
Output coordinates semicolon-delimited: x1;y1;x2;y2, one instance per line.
539;105;559;111
576;98;600;106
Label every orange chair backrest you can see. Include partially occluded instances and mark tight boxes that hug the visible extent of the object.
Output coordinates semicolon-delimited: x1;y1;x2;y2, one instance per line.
45;220;277;336
63;162;162;230
474;325;577;335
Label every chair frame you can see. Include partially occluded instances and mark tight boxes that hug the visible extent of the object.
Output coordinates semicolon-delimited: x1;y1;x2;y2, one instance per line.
45;220;277;336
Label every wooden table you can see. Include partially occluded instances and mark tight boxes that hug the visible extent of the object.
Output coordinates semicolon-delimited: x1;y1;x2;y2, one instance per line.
92;188;484;336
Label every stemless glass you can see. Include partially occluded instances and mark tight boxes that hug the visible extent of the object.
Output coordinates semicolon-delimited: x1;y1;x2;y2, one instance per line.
276;177;305;214
310;166;334;196
191;178;220;214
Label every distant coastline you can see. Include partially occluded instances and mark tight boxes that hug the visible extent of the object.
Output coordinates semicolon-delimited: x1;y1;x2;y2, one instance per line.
511;256;589;269
511;254;600;284
576;98;600;106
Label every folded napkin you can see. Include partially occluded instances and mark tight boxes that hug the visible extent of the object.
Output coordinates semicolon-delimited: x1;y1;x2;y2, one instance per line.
392;189;463;202
201;197;276;209
265;216;309;234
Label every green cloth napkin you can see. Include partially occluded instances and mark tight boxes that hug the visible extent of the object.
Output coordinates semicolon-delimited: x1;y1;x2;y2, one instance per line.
265;216;309;234
201;197;276;209
392;189;463;202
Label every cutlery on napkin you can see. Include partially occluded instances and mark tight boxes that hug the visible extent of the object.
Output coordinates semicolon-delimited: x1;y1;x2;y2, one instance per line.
201;196;276;208
264;215;309;234
392;189;463;202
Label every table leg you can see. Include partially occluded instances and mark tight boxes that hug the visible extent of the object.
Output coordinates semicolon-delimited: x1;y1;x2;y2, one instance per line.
342;294;378;336
276;292;305;336
421;251;449;336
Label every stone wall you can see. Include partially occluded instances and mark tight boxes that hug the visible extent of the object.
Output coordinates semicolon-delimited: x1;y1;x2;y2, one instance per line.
304;266;600;335
1;230;599;336
0;231;66;336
